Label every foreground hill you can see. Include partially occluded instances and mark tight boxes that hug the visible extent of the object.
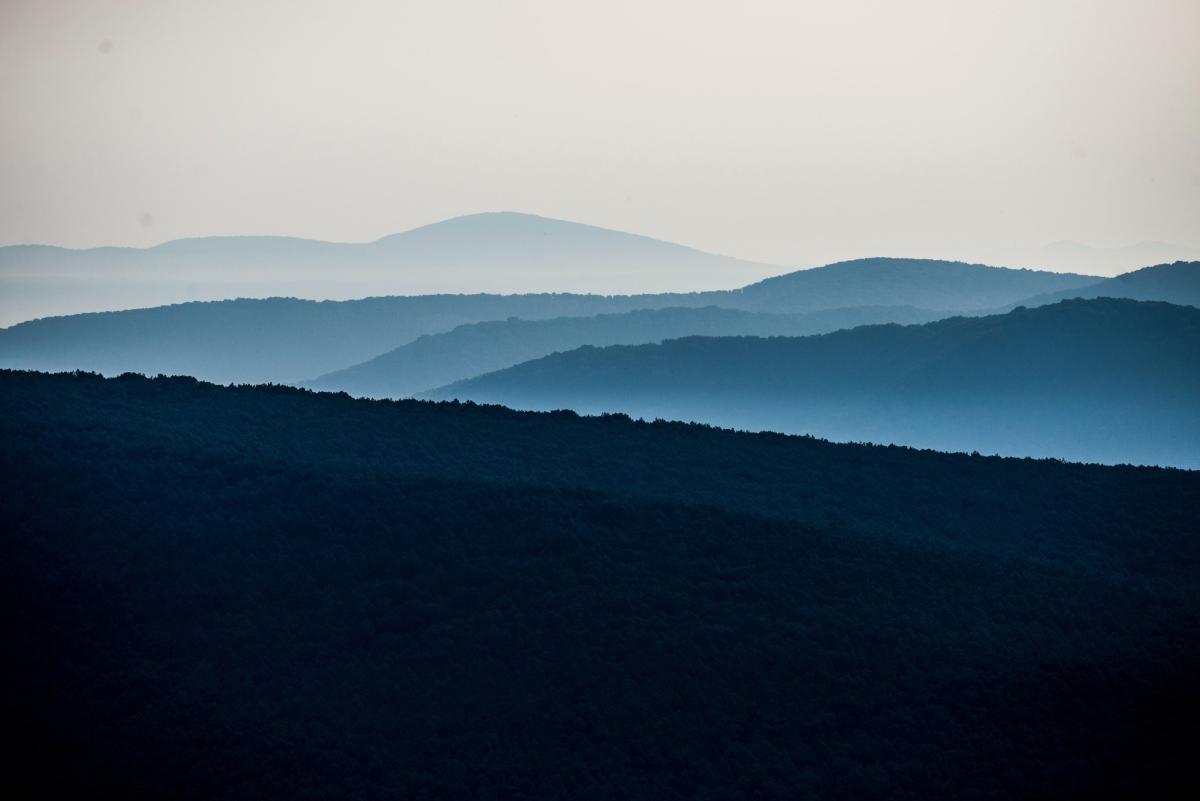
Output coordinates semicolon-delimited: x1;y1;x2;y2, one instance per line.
3;369;1198;799
306;305;946;398
430;298;1200;468
0;257;1098;384
1012;261;1200;309
0;212;777;326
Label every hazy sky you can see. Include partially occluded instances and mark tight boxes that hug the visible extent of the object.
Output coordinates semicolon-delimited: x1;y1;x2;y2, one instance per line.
2;0;1197;265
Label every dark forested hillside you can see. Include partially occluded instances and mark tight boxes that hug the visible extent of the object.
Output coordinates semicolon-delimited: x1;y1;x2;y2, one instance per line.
3;369;1198;799
431;298;1200;468
306;305;946;398
0;257;1097;386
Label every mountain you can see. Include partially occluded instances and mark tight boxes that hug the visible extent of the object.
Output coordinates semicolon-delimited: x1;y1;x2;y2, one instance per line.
0;294;699;385
4;369;1197;799
305;304;947;399
1011;261;1200;309
429;298;1200;468
0;212;777;326
724;257;1100;313
0;256;1101;385
367;211;776;290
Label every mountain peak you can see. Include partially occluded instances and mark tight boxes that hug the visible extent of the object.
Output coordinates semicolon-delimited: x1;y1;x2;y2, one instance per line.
373;211;718;257
374;211;571;242
0;212;777;325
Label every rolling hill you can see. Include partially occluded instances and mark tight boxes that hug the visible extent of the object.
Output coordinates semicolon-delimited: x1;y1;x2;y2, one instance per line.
0;212;776;326
3;369;1197;799
0;255;1100;385
725;257;1099;313
428;298;1200;468
1011;260;1200;309
0;294;697;385
305;304;947;398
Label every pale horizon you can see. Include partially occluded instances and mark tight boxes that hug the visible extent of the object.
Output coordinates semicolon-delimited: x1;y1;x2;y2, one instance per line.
2;0;1197;275
3;207;1196;279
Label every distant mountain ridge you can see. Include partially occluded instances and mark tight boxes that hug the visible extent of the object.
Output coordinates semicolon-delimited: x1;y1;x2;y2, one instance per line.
1;212;1105;329
0;294;697;385
428;298;1200;468
0;212;778;326
1008;261;1200;310
728;257;1098;313
305;304;948;399
0;251;1103;385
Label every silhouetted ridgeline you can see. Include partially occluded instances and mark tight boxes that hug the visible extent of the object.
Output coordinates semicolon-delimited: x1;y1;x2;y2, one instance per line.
305;304;946;398
731;256;1097;313
1009;260;1200;310
431;298;1200;468
3;368;1198;799
0;256;1098;384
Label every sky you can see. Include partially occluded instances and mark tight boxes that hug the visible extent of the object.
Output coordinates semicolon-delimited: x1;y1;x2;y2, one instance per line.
1;0;1197;269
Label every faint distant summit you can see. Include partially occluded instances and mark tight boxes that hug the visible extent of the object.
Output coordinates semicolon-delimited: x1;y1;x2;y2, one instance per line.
371;211;768;269
0;212;779;325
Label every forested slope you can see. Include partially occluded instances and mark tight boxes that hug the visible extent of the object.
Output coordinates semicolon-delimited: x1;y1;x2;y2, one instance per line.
432;298;1200;467
306;305;945;398
3;369;1197;799
1010;260;1200;310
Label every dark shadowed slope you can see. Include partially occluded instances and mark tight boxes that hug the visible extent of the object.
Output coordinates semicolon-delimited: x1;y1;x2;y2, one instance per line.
305;305;946;398
727;257;1100;313
429;298;1200;468
1010;261;1200;310
3;370;1197;800
0;212;776;326
0;257;1099;385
